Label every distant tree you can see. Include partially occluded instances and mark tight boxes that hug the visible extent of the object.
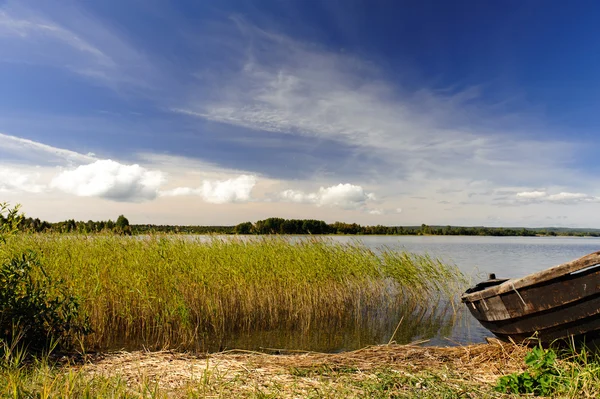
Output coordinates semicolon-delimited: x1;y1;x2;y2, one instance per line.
116;215;130;230
115;215;131;235
234;222;253;234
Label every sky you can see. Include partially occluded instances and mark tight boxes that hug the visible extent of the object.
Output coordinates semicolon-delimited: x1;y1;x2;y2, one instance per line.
2;0;600;227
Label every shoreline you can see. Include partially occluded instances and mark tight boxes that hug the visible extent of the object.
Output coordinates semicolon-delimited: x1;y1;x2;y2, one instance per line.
77;340;526;398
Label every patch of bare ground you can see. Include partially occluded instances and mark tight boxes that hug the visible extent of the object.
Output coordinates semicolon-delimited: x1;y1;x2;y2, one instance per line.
80;339;529;398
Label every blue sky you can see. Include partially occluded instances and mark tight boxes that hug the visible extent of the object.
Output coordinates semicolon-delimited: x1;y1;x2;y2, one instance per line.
1;0;600;226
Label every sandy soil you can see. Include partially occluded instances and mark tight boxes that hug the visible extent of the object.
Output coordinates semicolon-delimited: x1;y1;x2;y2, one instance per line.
80;339;527;397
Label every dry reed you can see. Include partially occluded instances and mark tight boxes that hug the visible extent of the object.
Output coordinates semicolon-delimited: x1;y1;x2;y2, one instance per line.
1;234;466;352
79;339;529;397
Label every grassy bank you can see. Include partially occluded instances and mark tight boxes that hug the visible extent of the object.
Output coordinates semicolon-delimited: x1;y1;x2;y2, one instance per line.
5;232;600;397
1;234;464;352
4;340;600;398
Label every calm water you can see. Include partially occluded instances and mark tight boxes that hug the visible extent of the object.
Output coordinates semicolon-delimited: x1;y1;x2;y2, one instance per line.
194;235;600;351
329;235;600;346
329;235;600;278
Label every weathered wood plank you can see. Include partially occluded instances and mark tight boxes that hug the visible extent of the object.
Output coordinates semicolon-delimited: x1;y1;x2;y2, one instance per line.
493;314;600;344
462;251;600;344
481;293;600;336
461;251;600;302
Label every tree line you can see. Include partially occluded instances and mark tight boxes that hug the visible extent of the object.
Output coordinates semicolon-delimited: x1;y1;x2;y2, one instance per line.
235;219;546;236
14;215;133;234
4;213;600;237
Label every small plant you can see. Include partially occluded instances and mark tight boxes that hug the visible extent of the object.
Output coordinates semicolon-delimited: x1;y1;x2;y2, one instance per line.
496;345;562;396
290;364;359;377
0;250;91;353
0;202;22;245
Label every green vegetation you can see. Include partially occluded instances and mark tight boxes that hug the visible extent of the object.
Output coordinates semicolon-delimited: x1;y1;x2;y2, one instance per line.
1;203;91;354
0;341;501;398
9;200;600;397
0;233;465;352
495;343;600;397
496;345;560;395
0;251;91;352
15;341;600;398
0;352;482;398
0;202;22;243
0;203;469;397
10;212;600;236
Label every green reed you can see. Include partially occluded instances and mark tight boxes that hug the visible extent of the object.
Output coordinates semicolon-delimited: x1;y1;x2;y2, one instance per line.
1;234;465;351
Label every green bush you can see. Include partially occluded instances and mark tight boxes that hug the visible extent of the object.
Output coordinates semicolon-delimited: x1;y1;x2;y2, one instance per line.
496;345;561;396
0;250;91;352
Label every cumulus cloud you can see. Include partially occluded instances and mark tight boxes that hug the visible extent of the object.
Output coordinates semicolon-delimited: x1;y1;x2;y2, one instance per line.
514;191;599;205
160;175;257;204
0;168;45;193
50;159;165;202
280;183;375;210
516;191;547;199
547;192;589;201
368;209;384;215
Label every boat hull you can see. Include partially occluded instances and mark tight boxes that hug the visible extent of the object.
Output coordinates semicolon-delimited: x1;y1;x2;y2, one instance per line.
462;251;600;345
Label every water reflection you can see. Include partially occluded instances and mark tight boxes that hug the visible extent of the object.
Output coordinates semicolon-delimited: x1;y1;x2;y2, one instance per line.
143;235;600;349
207;299;458;353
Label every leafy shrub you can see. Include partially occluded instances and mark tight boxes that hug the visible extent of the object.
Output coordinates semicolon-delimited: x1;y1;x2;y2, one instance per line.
496;345;561;396
0;202;22;245
0;250;91;352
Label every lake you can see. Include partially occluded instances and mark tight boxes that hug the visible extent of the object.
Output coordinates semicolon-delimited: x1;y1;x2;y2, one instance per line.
211;235;600;351
329;235;600;277
336;235;600;346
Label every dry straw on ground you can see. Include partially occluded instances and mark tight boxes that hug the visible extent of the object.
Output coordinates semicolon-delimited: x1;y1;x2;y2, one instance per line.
81;339;529;397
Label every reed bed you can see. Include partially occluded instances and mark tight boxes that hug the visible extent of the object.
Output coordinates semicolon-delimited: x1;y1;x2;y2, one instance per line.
1;234;465;352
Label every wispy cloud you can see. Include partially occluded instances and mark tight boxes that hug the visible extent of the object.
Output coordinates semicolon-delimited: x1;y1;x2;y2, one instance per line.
160;175;257;204
0;2;158;90
0;132;96;165
0;9;113;65
4;8;600;227
514;190;599;205
173;20;583;193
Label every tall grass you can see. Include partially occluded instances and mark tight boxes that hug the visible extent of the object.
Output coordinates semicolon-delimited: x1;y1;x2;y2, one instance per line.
1;234;465;352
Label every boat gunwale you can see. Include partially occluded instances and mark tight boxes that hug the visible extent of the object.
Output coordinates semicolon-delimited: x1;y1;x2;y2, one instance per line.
461;251;600;302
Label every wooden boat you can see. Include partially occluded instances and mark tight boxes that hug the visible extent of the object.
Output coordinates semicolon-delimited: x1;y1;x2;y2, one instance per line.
461;251;600;344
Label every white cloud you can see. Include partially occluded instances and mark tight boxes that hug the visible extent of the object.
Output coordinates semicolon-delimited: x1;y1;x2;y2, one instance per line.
173;20;583;194
516;191;547;199
0;9;112;65
514;191;598;205
0;3;158;90
280;183;375;210
160;175;257;204
368;209;384;215
50;160;165;202
547;192;589;201
0;132;96;165
0;167;45;193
